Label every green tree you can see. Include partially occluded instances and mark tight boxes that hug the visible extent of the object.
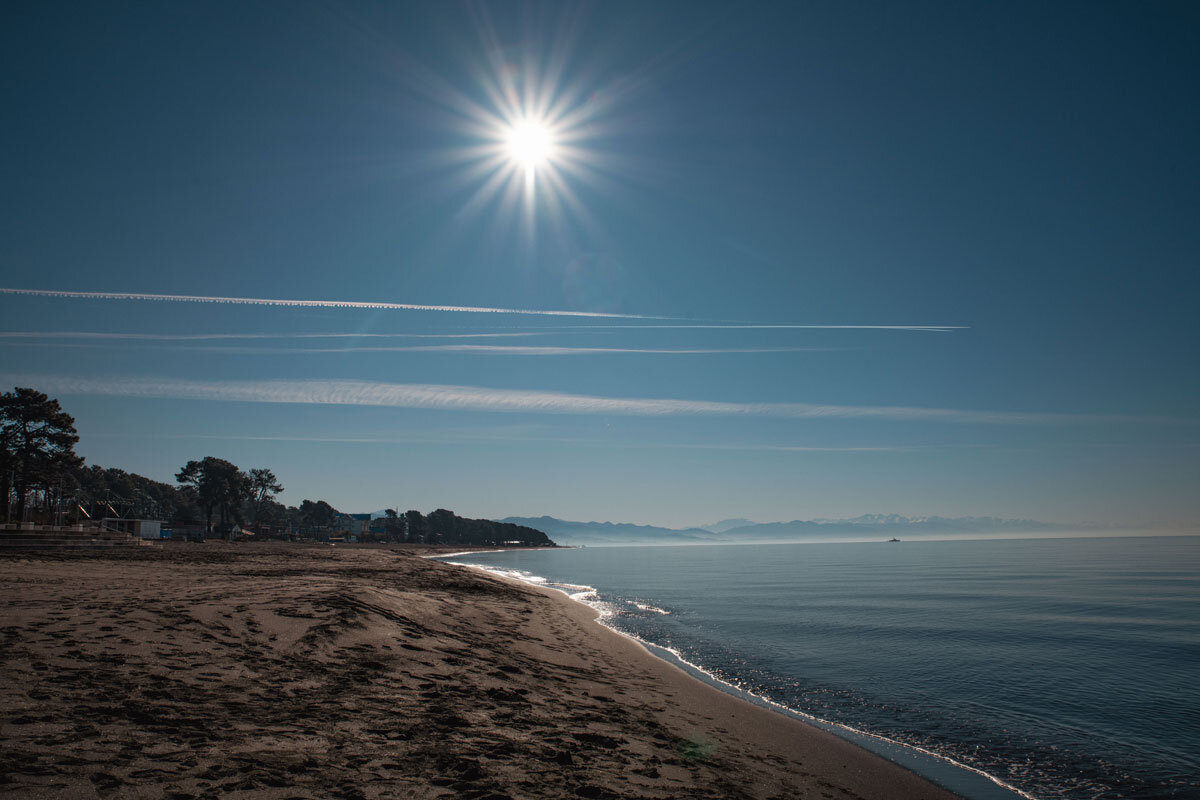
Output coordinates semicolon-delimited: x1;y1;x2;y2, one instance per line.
247;468;284;534
299;499;338;537
404;509;427;544
1;388;82;523
382;508;403;542
254;498;289;538
175;457;249;539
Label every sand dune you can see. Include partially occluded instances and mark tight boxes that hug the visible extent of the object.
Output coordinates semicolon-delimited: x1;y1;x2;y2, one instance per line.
0;544;957;799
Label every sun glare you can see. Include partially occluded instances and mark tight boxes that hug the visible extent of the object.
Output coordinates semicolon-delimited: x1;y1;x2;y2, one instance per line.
432;23;618;228
505;121;555;171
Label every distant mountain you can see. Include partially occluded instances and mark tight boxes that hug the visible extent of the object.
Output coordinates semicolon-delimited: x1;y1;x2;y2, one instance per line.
497;516;715;545
497;514;1084;546
808;513;1062;529
699;518;757;534
722;515;1076;539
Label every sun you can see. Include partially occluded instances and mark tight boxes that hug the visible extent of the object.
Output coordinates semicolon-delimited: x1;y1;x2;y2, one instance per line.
505;120;556;171
427;20;621;227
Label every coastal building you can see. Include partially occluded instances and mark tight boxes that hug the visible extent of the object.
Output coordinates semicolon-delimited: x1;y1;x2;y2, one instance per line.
346;513;373;536
168;524;206;541
101;518;163;540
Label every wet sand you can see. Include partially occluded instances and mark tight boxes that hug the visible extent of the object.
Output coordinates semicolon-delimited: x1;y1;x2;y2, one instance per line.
0;544;958;799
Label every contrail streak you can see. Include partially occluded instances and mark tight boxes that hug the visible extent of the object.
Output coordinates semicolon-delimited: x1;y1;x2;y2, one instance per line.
0;330;553;341
0;287;966;330
221;344;837;355
0;287;669;319
3;339;839;356
518;324;967;332
3;374;1180;426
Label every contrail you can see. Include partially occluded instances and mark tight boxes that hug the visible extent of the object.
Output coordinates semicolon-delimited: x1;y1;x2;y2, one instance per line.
0;287;966;331
0;287;671;319
0;330;554;341
216;344;838;356
3;339;839;356
516;324;967;332
3;374;1181;426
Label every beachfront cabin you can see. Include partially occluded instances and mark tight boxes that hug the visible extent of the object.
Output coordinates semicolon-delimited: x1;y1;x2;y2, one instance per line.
346;513;373;536
101;518;163;539
170;524;206;542
212;523;245;540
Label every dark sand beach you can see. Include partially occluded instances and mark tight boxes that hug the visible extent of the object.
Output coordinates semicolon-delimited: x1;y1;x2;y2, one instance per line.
1;544;958;799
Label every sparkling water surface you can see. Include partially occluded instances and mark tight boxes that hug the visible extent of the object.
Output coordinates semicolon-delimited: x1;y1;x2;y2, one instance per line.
447;536;1200;800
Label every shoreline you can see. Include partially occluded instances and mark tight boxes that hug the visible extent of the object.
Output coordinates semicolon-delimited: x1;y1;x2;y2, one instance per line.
3;544;962;798
485;566;962;800
438;556;971;800
444;555;1032;800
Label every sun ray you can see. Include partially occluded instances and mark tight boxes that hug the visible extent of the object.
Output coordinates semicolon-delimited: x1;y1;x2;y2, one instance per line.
389;2;671;251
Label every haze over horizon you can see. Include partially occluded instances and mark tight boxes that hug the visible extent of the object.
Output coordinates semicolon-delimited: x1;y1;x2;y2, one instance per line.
2;2;1197;529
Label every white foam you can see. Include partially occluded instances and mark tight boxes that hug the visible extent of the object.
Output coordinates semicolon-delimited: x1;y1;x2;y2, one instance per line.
605;633;1037;799
631;601;671;615
447;562;550;585
444;558;1036;800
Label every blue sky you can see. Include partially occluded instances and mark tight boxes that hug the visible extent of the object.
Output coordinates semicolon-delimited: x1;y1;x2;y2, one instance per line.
2;2;1197;527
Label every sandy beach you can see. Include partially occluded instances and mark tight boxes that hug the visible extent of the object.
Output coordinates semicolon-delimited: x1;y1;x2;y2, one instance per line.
0;544;958;799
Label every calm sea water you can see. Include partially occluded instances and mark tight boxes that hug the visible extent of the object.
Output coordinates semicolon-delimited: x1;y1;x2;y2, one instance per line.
446;536;1200;800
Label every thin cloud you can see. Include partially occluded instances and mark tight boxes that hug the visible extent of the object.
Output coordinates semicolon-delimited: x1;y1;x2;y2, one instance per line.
529;324;966;332
3;340;839;356
0;330;552;341
278;345;838;355
0;287;669;319
99;431;919;452
0;287;966;331
3;374;1182;426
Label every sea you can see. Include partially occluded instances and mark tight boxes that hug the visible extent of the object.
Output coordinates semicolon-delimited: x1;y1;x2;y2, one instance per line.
442;535;1200;800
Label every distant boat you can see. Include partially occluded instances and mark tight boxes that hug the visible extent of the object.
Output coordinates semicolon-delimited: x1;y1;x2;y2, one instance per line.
887;537;901;542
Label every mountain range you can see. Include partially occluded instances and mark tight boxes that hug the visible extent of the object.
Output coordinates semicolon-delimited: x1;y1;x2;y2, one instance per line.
494;516;715;545
496;514;1087;546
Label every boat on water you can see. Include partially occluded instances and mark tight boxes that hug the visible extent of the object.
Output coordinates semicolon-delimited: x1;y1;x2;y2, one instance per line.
887;537;901;542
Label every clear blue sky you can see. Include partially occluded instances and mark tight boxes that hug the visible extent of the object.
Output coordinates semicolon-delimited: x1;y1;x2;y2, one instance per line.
2;1;1197;527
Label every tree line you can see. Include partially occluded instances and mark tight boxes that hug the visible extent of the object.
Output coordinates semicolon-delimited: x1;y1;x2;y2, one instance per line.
1;387;553;547
0;387;82;524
